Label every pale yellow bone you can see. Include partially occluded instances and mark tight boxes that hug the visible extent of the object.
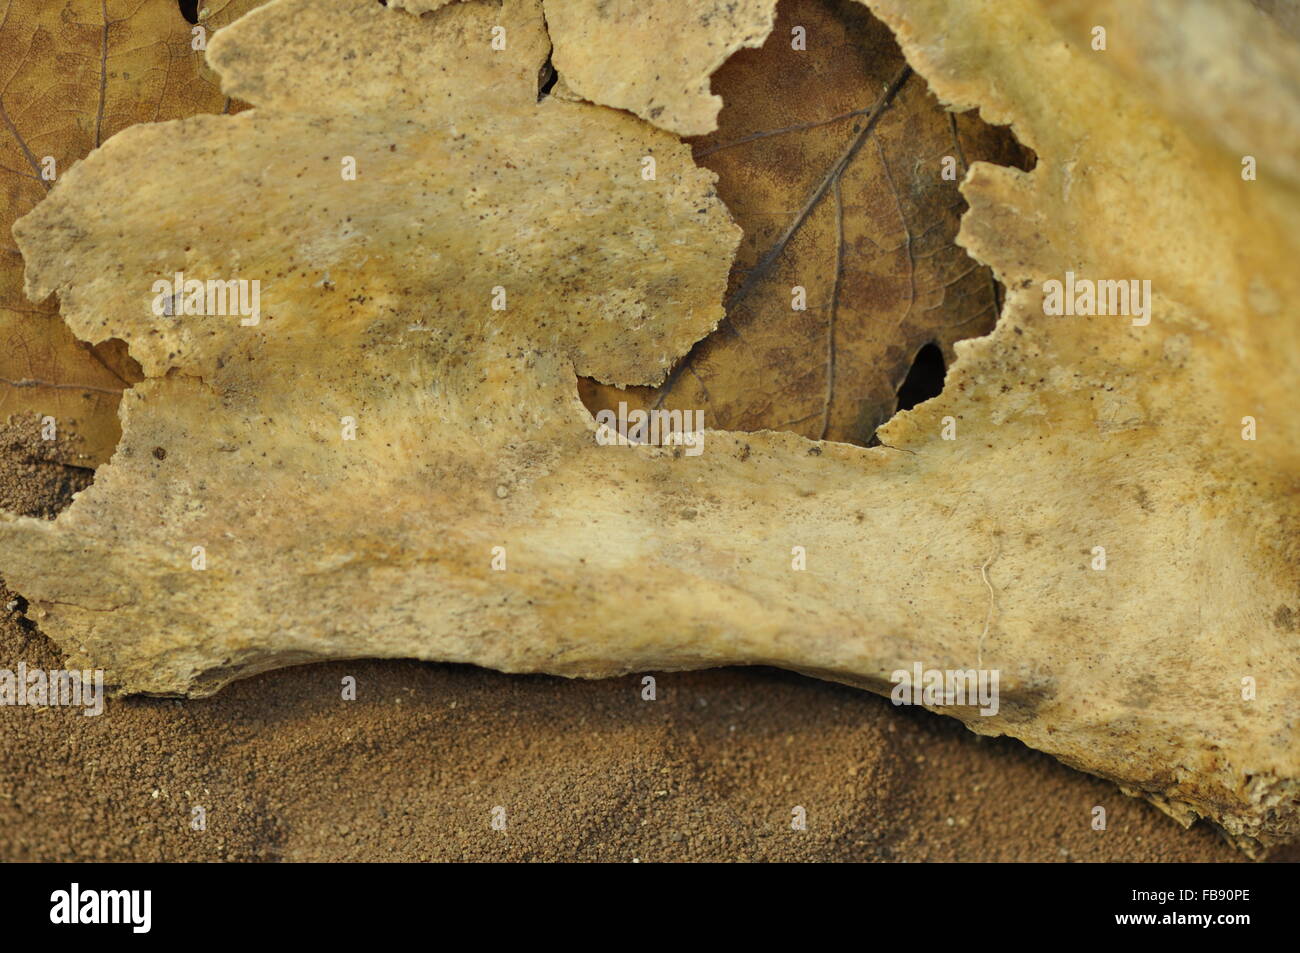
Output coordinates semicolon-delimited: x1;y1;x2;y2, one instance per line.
3;0;1299;853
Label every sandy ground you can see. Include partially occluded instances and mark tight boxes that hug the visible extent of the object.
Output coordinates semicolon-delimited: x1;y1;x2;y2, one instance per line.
0;418;1292;862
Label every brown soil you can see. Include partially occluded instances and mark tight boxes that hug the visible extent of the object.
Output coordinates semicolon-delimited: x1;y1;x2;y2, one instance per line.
0;419;1291;862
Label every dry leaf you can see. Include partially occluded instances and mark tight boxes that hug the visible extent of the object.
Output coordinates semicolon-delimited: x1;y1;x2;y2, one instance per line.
3;0;1299;854
581;0;1032;444
0;0;263;465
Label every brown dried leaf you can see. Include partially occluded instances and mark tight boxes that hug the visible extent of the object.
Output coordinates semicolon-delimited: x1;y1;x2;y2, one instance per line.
581;0;1031;444
0;0;263;465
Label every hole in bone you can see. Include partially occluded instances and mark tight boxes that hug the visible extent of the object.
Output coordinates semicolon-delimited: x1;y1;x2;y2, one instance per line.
894;341;946;413
537;55;559;100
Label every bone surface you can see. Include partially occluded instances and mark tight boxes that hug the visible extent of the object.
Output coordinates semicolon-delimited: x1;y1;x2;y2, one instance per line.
3;0;1298;852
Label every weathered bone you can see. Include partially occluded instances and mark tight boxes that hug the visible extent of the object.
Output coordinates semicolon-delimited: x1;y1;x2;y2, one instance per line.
3;0;1298;852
